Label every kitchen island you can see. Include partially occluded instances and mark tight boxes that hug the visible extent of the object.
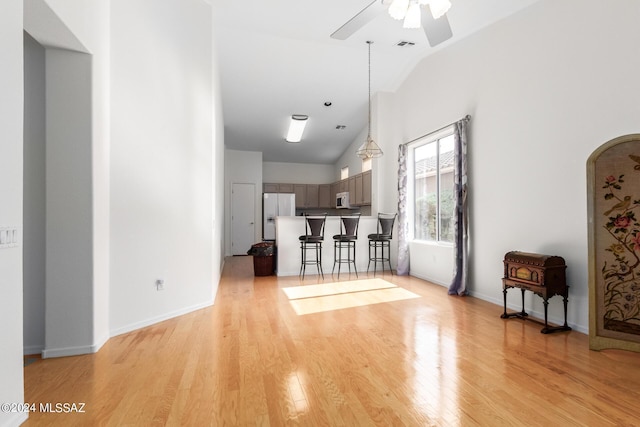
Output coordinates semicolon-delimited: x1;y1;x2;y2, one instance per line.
275;216;390;277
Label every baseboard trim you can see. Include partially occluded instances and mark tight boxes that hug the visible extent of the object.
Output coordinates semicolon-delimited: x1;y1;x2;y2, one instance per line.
467;290;587;334
407;271;449;288
109;300;214;338
23;344;44;356
91;332;110;353
42;343;96;359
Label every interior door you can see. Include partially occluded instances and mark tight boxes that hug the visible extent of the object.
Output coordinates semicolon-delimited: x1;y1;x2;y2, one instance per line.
231;183;255;255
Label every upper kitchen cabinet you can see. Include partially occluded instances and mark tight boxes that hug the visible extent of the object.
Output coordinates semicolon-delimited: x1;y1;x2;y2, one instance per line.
278;183;294;193
294;184;319;208
330;182;339;208
318;184;331;208
263;183;279;193
263;183;294;193
350;170;372;206
361;170;372;205
264;171;371;208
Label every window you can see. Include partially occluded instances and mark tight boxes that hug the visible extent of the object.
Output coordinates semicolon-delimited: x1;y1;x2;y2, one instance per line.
362;157;372;172
409;127;455;243
341;166;349;180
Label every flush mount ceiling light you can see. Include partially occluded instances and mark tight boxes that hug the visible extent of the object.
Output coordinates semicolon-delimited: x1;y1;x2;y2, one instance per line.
356;41;383;160
285;114;309;143
388;0;452;28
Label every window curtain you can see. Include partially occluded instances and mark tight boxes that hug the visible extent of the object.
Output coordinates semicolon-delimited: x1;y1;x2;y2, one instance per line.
397;144;409;275
448;118;470;296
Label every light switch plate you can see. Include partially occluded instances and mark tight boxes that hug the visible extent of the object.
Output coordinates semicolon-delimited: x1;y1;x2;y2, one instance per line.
0;227;19;249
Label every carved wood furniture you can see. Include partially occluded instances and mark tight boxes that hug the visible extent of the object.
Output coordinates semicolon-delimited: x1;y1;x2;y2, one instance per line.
501;251;572;334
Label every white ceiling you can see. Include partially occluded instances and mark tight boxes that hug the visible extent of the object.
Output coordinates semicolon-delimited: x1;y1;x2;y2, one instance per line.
212;0;541;164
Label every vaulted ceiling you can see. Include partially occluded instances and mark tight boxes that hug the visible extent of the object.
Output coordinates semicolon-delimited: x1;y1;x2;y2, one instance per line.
212;0;541;164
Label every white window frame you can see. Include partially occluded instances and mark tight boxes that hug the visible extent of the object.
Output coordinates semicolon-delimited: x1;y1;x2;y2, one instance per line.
341;166;349;180
362;157;372;172
407;125;455;245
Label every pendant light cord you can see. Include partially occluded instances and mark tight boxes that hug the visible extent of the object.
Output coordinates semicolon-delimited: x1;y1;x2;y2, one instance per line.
367;40;373;139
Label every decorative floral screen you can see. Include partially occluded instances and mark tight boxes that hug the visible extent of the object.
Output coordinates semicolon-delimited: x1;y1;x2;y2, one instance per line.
589;135;640;352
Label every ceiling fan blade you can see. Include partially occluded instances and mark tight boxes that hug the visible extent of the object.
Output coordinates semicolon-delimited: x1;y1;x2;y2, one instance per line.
330;0;387;40
421;6;453;47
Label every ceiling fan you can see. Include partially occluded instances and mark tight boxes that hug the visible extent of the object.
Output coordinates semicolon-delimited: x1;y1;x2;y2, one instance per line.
330;0;453;47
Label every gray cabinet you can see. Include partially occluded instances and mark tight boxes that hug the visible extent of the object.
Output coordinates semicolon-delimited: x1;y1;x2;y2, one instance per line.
263;183;279;193
352;170;372;206
306;184;319;208
263;183;295;193
361;170;372;205
294;184;306;208
330;182;339;208
295;184;319;208
264;172;372;208
318;184;331;208
348;177;356;204
278;183;294;193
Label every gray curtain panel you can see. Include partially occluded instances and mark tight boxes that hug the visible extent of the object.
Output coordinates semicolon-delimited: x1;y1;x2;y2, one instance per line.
397;144;409;275
448;119;469;296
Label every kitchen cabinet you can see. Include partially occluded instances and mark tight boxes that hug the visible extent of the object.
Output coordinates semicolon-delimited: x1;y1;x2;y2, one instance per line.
348;177;356;204
263;183;279;193
263;183;294;193
361;170;372;205
351;170;372;206
294;184;306;208
264;172;372;208
339;179;348;193
330;182;339;208
294;184;319;208
306;184;319;208
278;183;294;193
318;184;331;208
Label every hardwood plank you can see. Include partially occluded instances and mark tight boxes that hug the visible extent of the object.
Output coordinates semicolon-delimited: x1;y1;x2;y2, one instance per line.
23;256;640;426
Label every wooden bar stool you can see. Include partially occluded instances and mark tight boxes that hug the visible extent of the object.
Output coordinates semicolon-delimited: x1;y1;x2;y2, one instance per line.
332;213;361;279
299;213;327;279
367;212;397;276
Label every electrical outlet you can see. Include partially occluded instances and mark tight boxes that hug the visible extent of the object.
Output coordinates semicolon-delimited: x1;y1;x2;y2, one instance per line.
156;279;165;291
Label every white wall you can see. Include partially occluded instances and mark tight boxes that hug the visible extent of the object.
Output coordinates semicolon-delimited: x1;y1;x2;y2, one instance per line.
376;0;640;333
225;149;263;255
263;161;336;184
110;0;216;335
24;0;111;358
212;12;226;297
23;32;46;355
0;1;26;425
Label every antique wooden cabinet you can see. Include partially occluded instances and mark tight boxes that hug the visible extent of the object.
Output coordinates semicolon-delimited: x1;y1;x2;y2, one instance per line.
501;251;572;333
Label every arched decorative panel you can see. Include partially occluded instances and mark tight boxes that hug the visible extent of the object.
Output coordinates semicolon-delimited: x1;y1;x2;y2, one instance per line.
588;134;640;352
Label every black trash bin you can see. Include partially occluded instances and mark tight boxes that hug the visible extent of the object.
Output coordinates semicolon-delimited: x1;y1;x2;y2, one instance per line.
247;241;275;276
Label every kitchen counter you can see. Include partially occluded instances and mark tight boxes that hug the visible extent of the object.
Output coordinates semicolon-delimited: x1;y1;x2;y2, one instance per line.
275;216;386;276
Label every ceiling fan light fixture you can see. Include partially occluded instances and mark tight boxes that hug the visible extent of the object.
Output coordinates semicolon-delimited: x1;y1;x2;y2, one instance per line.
403;2;422;29
388;0;409;20
429;0;451;19
285;114;308;143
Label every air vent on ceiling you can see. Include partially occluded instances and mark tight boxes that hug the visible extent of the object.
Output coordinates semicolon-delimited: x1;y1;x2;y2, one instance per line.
396;41;416;47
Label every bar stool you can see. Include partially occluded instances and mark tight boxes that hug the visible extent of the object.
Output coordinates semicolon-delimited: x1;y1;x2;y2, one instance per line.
332;213;361;279
367;212;397;276
299;213;327;279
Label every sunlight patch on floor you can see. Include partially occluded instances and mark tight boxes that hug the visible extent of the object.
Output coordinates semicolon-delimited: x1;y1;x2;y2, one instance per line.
282;278;421;315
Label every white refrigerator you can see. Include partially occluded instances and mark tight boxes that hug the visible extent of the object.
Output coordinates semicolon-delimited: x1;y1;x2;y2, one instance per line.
263;193;295;240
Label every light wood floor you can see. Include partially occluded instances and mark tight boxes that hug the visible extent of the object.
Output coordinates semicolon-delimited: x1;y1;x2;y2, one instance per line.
24;256;640;426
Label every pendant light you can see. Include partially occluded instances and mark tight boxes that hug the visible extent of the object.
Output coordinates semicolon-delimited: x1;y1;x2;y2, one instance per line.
356;41;383;160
